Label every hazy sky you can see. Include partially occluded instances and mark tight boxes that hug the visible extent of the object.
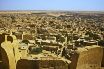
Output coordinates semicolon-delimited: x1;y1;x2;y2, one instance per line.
0;0;104;11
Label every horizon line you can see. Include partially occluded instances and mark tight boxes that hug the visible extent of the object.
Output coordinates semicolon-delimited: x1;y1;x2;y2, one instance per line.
0;9;104;12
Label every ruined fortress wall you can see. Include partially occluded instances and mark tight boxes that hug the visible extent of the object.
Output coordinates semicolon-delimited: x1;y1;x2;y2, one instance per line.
1;41;17;69
69;46;103;69
16;59;68;69
76;46;103;69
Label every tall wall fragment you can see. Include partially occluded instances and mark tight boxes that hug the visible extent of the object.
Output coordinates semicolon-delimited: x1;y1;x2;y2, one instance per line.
69;45;103;69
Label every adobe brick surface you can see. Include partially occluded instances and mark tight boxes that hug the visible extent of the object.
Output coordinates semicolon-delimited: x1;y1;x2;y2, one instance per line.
69;46;103;69
16;59;68;69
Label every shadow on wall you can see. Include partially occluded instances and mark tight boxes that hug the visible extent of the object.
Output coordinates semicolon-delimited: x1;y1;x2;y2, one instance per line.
16;59;39;69
0;47;9;69
16;59;68;69
0;34;9;69
101;47;104;67
0;34;15;69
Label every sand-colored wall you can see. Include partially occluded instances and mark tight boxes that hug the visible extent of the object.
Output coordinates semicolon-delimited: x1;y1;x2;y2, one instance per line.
16;59;68;69
23;35;34;40
69;46;103;69
1;41;16;69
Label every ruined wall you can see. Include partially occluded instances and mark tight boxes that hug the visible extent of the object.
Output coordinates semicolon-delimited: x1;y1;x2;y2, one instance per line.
69;46;103;69
1;41;16;69
0;34;12;69
0;47;9;69
16;59;68;69
101;47;104;67
39;60;68;69
16;59;39;69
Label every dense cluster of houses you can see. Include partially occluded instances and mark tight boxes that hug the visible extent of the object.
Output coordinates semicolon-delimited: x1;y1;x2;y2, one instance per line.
0;11;104;69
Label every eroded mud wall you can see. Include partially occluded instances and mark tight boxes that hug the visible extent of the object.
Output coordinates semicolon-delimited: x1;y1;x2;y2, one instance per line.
69;46;103;69
16;59;68;69
1;41;16;69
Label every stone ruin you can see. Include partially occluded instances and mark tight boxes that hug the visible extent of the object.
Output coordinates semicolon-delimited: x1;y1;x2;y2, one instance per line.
16;59;68;69
69;45;104;69
0;34;68;69
0;34;104;69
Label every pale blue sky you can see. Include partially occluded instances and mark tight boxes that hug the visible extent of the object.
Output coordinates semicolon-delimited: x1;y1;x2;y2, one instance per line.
0;0;104;11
